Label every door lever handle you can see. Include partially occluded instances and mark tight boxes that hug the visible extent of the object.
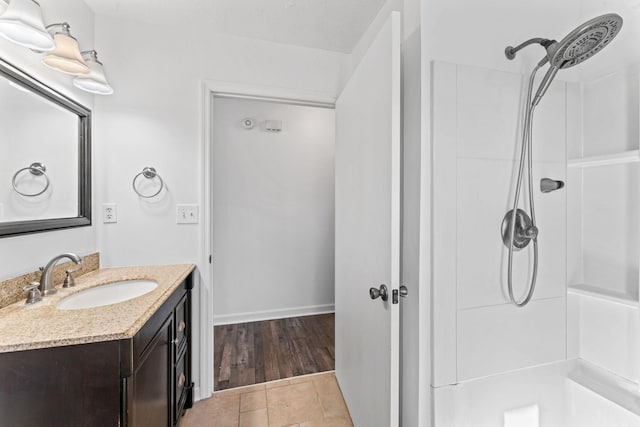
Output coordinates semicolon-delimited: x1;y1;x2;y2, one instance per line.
369;284;388;301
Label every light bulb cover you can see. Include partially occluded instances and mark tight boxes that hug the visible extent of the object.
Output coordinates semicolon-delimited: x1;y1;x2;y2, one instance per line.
73;50;113;95
0;0;54;51
42;27;89;75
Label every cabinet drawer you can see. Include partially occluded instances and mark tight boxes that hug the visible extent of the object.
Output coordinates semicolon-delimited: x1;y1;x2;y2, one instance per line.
135;285;186;362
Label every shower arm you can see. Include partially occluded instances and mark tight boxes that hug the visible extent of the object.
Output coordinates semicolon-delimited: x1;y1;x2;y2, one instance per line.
505;38;556;62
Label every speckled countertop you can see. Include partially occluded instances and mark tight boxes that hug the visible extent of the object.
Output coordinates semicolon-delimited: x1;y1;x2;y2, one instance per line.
0;264;195;353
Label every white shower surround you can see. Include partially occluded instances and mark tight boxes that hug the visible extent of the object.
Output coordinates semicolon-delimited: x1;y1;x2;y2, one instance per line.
431;61;570;385
430;52;640;427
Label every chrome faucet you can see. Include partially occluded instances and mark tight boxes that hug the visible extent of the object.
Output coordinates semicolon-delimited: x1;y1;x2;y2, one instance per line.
39;253;82;296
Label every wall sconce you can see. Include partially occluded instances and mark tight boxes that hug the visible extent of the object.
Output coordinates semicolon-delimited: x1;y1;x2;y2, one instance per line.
73;50;113;95
0;0;54;51
41;22;89;75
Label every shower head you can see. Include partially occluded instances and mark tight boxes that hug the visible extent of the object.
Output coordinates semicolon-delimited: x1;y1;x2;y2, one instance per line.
505;13;623;68
527;13;623;106
544;13;623;69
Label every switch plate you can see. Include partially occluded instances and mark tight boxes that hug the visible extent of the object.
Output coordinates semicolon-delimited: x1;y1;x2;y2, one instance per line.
176;204;199;224
103;203;117;223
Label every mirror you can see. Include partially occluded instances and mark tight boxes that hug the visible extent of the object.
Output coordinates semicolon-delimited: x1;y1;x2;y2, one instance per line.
0;58;91;237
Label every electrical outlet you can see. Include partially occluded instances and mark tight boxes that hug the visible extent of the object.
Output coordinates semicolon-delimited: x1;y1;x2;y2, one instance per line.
176;204;199;224
103;203;117;223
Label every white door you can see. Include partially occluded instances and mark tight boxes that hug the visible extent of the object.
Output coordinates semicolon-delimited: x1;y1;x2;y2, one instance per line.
335;11;401;427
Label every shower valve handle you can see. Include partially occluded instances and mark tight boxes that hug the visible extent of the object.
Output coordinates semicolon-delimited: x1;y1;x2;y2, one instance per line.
522;225;538;240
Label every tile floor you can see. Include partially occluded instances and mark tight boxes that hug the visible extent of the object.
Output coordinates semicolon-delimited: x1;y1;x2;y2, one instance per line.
182;371;353;427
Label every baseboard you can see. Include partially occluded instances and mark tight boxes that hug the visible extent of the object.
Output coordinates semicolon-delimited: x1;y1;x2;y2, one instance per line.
213;303;335;325
193;386;203;402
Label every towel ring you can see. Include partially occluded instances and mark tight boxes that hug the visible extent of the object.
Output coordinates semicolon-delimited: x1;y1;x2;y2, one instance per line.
132;167;164;198
12;162;50;197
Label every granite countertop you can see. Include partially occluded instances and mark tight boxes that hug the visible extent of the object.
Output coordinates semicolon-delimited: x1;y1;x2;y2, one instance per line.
0;264;195;353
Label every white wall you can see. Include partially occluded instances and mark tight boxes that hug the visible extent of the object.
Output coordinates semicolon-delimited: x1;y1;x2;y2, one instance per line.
0;0;96;279
426;0;582;74
93;15;348;269
211;97;335;323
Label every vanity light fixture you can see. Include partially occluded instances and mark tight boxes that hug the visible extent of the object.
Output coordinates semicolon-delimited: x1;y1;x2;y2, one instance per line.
41;23;89;75
0;0;54;51
73;50;113;95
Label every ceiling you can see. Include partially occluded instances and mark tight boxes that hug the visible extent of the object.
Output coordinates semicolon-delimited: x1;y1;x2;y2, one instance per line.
82;0;387;53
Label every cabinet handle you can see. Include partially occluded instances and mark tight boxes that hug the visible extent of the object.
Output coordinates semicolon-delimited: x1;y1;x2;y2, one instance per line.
178;374;186;387
178;320;186;332
172;338;180;345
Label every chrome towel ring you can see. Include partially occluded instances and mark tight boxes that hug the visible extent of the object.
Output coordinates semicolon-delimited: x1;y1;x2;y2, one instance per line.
12;162;50;197
133;166;164;198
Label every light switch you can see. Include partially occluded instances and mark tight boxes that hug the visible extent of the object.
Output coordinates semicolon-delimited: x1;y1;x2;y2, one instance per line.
176;204;199;224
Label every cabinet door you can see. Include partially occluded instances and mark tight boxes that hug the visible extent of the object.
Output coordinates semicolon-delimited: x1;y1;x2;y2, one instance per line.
174;294;188;356
132;315;173;427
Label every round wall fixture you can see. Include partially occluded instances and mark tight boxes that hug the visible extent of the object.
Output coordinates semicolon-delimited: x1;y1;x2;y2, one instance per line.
242;118;254;129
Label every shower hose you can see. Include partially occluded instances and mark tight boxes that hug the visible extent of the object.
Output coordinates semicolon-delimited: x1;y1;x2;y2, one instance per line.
507;64;542;307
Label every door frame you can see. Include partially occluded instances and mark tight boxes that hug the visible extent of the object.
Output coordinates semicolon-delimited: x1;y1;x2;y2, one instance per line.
198;80;335;399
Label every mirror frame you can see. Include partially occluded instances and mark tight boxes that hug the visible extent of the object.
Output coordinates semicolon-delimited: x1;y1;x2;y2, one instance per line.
0;58;91;238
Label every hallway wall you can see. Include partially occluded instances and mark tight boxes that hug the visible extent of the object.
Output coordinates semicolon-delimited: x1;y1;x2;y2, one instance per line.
212;97;335;322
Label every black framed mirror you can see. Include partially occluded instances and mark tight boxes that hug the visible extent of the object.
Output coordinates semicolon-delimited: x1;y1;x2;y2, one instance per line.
0;58;91;237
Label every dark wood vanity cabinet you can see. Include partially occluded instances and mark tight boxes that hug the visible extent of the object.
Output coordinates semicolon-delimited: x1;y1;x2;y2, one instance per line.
0;273;194;427
124;275;194;427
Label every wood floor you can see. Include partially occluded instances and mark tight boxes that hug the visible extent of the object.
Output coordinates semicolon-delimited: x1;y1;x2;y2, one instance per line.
214;314;335;391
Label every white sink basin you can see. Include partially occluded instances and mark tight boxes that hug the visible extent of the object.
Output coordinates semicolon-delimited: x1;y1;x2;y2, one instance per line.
56;280;158;310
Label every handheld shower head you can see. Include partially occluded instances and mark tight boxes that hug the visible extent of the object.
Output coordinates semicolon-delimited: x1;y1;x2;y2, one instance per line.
517;13;624;106
506;13;622;68
549;13;623;69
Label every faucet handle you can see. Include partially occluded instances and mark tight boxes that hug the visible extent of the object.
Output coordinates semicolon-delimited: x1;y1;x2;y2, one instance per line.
63;270;76;288
23;282;43;305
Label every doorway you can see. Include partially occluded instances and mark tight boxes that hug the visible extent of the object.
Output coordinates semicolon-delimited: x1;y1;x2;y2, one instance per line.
210;94;336;392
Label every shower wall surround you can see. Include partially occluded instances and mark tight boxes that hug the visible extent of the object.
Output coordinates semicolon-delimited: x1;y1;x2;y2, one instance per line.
432;62;576;385
566;68;640;382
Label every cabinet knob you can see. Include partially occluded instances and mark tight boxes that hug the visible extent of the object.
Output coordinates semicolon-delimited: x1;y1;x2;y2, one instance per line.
172;338;180;345
178;373;186;387
178;320;186;332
